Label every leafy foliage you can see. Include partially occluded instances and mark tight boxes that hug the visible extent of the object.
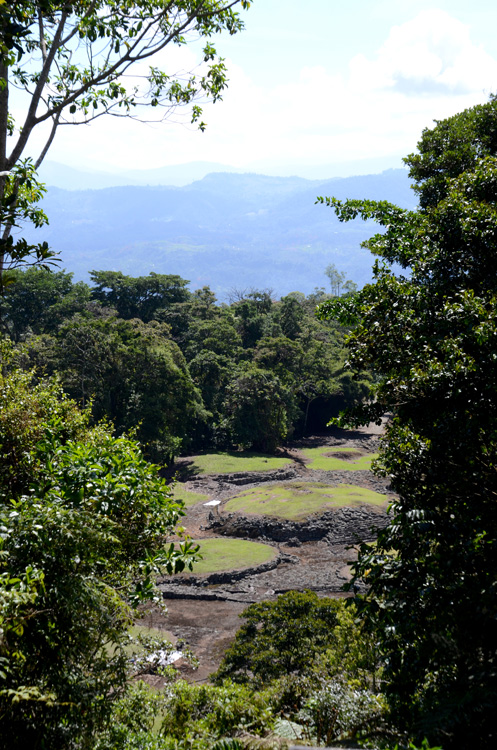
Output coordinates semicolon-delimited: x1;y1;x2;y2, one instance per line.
90;593;383;749
0;161;58;289
0;358;198;749
8;270;366;456
0;1;252;286
26;313;207;463
0;343;88;498
90;271;190;322
219;364;292;452
405;94;497;208
94;679;274;750
317;102;497;749
298;678;384;746
0;267;90;340
213;591;378;689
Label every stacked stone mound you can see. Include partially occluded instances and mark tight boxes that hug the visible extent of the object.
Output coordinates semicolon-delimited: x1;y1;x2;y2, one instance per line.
185;466;299;497
163;550;298;588
207;504;389;545
161;444;392;602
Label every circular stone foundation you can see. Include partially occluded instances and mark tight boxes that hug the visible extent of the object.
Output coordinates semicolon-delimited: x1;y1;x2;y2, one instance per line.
222;481;388;521
189;537;277;575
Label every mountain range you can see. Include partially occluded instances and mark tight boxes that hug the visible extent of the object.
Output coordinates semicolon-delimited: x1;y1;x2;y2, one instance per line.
22;167;417;298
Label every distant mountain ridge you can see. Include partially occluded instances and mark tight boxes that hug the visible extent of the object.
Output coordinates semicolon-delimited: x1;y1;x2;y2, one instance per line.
38;160;247;190
23;168;416;298
39;155;406;189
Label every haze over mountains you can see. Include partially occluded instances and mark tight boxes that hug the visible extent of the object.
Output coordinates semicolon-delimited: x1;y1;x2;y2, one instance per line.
38;160;247;190
27;163;417;298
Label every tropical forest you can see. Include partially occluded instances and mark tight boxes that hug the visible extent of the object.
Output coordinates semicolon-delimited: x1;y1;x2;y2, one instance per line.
1;3;497;750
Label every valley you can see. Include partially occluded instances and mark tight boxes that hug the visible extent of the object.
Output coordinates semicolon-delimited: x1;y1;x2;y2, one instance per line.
20;169;416;296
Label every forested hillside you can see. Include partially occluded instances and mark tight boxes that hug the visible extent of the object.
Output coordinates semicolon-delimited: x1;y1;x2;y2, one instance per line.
1;269;368;463
19;169;416;295
4;102;497;750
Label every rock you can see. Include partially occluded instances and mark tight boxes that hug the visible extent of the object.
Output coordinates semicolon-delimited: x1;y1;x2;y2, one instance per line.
287;537;302;547
207;505;389;545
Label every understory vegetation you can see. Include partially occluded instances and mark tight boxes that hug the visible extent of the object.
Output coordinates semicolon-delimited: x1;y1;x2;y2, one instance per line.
2;86;497;750
317;97;497;749
92;592;388;750
0;346;199;749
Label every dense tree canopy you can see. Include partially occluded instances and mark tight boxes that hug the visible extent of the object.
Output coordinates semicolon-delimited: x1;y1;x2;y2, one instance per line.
317;98;497;749
214;591;347;687
50;314;206;462
0;349;198;749
405;94;497;209
6;270;362;457
90;271;191;322
0;270;372;747
4;267;94;339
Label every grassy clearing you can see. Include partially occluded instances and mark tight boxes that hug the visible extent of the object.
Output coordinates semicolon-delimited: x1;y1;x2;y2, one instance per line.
301;446;378;471
187;538;277;575
129;624;175;643
188;451;291;476
223;481;387;521
172;483;210;507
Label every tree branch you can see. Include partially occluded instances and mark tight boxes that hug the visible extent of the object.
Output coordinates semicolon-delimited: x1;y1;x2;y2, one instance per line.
8;10;70;168
34;111;62;171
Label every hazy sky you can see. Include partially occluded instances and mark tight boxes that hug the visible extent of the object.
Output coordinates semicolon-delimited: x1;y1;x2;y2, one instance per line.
21;0;497;177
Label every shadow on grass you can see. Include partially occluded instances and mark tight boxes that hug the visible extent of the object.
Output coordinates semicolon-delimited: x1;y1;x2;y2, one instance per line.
163;460;201;482
297;425;380;445
276;446;307;469
171;450;294;479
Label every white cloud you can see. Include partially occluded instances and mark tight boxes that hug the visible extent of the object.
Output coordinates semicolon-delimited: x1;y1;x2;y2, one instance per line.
228;8;497;167
18;8;497;174
353;9;497;95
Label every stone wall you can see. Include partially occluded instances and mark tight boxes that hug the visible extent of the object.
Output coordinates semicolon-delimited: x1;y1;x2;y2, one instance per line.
162;550;297;588
208;505;389;545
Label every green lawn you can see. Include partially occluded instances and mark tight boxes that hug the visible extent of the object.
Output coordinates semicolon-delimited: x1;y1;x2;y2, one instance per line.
300;446;378;471
188;537;277;575
223;481;387;521
129;624;175;643
187;451;291;476
172;483;210;507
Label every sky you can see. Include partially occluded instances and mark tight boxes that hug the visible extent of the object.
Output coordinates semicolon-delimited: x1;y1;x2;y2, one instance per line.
16;0;497;179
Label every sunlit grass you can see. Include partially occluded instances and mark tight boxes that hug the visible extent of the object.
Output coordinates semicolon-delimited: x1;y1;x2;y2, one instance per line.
187;537;277;574
188;451;291;476
301;446;378;471
172;483;210;507
223;481;387;520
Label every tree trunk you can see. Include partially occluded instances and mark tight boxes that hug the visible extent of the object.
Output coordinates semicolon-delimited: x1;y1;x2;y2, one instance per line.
0;60;9;284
